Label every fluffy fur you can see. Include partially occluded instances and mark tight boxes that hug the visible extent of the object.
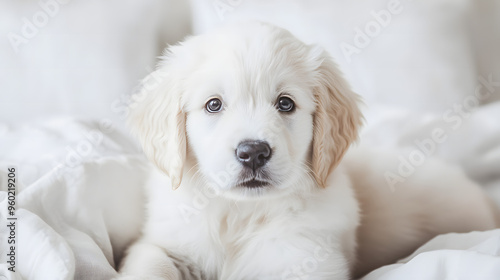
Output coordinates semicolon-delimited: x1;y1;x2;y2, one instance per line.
118;22;499;280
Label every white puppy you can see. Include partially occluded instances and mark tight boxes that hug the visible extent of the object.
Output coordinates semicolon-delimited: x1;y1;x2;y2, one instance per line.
119;22;499;279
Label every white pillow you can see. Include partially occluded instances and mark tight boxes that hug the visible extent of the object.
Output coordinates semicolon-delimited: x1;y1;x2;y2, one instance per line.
190;0;476;112
0;0;190;126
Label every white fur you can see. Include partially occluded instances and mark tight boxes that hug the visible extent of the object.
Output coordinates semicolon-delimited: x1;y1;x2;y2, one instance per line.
118;22;499;280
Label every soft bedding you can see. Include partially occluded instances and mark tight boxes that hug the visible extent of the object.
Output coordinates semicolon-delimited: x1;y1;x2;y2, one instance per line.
362;229;500;280
1;102;500;279
0;119;148;280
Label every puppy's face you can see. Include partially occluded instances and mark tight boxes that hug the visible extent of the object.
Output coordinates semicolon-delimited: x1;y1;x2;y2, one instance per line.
185;42;317;198
130;23;362;199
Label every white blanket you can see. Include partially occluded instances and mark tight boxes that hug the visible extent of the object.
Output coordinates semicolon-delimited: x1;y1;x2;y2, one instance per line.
0;119;148;280
1;102;500;279
362;230;500;280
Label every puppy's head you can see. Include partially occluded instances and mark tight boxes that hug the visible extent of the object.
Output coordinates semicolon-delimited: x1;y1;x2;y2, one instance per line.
129;22;362;199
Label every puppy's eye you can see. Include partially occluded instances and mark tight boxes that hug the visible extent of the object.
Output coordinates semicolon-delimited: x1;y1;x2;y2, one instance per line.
205;98;223;113
277;96;295;112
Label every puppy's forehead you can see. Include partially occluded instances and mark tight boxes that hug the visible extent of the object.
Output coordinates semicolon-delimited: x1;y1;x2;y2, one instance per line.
186;23;319;108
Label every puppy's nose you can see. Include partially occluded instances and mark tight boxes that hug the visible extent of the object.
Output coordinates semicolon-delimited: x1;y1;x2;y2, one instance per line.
236;141;272;171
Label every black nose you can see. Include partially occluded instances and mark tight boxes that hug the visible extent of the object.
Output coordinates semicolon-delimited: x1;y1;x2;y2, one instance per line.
236;140;272;171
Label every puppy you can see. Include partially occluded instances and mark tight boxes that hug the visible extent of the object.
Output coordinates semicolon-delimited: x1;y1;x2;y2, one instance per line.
118;22;499;279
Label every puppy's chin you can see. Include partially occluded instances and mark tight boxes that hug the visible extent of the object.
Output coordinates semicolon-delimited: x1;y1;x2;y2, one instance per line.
210;176;308;201
220;185;287;201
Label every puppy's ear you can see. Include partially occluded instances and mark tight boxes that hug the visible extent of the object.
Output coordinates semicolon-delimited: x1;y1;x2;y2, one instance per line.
311;49;363;188
128;60;187;190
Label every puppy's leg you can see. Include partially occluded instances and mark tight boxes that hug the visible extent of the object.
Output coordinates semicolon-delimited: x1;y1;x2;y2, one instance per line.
117;242;180;280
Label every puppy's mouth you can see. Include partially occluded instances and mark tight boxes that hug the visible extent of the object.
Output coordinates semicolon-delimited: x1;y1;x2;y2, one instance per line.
237;179;270;188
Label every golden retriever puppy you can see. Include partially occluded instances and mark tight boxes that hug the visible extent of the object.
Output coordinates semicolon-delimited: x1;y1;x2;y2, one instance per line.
118;22;499;280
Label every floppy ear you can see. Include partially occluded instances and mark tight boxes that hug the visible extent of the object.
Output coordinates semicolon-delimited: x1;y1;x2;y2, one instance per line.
311;50;363;188
128;61;187;190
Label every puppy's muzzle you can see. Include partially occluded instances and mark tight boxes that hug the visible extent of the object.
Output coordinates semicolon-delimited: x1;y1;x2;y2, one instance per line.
236;140;272;172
